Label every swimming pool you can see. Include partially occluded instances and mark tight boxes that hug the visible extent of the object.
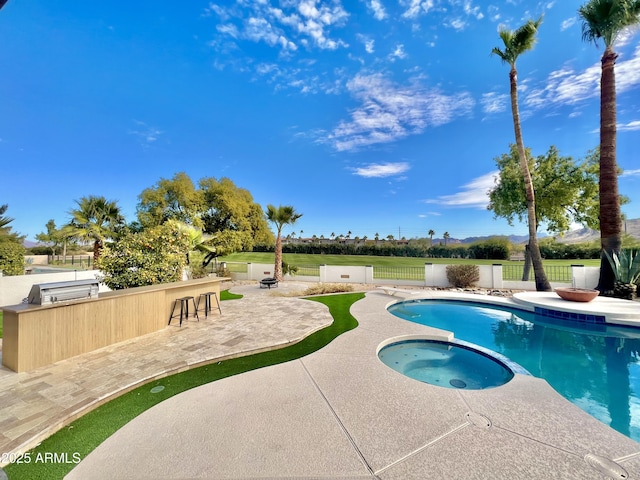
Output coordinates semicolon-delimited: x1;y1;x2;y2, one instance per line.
388;299;640;442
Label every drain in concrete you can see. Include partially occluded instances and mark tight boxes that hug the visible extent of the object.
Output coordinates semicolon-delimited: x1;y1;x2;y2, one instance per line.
584;454;628;479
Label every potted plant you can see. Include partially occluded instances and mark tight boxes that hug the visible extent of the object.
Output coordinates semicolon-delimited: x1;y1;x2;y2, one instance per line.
604;249;640;300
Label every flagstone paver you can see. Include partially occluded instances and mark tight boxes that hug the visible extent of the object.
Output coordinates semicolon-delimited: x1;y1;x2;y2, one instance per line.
0;281;331;465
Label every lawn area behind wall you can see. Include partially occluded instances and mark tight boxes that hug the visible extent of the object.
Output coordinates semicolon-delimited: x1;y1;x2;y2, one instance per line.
219;252;600;268
4;291;364;480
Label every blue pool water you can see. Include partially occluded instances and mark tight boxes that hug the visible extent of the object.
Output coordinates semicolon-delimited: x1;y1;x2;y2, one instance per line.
388;299;640;442
378;340;514;389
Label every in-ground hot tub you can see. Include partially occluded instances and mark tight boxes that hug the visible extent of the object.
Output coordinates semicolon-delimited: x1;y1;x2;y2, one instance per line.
378;338;515;390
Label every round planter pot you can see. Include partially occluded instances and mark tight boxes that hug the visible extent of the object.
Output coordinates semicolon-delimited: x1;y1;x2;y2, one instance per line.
555;287;600;302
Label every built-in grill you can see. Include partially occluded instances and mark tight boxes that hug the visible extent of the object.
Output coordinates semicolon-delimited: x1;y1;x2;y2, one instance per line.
27;279;99;305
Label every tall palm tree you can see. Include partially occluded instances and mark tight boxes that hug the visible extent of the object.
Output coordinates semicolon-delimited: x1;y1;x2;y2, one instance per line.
428;229;435;247
443;231;450;246
266;205;302;281
492;17;551;292
65;196;124;265
579;0;640;293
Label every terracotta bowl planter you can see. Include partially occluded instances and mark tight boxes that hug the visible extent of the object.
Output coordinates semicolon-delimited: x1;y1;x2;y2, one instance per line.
555;287;599;303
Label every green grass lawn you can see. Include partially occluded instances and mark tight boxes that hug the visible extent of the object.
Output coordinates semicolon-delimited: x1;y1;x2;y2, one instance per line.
219;252;600;268
4;292;364;480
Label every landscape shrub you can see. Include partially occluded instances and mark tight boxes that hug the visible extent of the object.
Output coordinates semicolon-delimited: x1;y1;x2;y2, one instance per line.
96;223;191;289
468;238;510;260
446;264;480;288
538;241;599;260
28;245;54;255
0;241;26;275
303;283;354;295
282;261;298;276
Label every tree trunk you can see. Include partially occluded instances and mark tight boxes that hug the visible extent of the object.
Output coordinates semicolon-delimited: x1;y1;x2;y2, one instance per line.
509;67;551;291
93;240;101;267
274;232;283;281
522;244;532;281
596;47;622;294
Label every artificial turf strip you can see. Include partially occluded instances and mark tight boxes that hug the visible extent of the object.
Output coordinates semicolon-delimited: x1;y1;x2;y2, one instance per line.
219;289;243;301
4;292;365;480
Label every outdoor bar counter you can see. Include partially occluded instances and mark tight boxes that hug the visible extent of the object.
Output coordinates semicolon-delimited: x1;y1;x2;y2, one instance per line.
1;277;228;372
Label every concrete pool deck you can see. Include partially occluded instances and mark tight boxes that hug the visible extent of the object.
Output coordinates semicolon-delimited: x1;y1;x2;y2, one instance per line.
63;285;640;480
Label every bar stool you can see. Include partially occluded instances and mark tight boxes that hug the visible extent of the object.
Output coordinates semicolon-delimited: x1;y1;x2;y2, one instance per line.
197;291;222;317
168;296;199;326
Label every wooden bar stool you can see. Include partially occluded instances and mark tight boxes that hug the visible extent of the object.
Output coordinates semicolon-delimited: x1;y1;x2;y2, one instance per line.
168;296;199;326
197;291;221;317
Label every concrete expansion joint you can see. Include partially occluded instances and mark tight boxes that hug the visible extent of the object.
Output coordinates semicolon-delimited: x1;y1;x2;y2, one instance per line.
375;422;471;476
298;360;376;477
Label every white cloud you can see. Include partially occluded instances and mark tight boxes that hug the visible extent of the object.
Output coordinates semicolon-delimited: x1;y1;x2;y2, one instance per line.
390;44;407;60
401;0;436;18
357;34;375;53
323;73;475;151
618;120;640;132
353;162;411;177
622;169;640;177
211;1;348;53
481;92;508;114
487;5;500;22
448;18;468;31
129;120;163;147
366;0;387;20
425;171;498;208
521;45;640;112
560;17;576;31
462;0;483;20
244;17;297;50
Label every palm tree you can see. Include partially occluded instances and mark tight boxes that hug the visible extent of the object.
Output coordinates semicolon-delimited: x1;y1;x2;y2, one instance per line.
64;196;124;265
443;231;450;246
492;17;551;292
579;0;640;293
428;229;435;247
266;205;302;281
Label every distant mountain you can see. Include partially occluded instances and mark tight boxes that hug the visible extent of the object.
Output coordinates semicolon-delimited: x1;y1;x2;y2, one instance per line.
437;218;640;246
554;218;640;244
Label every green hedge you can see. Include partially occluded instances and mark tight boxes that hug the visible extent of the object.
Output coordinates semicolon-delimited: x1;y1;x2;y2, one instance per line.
0;241;26;275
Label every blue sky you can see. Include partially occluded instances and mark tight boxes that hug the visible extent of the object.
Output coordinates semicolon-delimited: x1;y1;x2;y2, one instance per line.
1;0;639;243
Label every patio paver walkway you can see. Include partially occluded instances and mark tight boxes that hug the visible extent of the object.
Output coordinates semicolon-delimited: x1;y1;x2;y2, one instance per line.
0;282;331;466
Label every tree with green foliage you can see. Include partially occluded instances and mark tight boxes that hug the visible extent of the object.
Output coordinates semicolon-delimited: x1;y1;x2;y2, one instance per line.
579;0;640;293
266;205;302;281
97;222;192;289
63;196;124;265
137;172;205;228
199;177;273;252
35;219;65;256
0;204;26;274
428;229;435;247
488;145;603;233
492;17;550;292
0;204;24;244
443;231;450;246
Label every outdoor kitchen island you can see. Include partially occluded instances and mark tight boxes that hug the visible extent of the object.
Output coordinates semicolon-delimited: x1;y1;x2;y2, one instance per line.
1;277;227;372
